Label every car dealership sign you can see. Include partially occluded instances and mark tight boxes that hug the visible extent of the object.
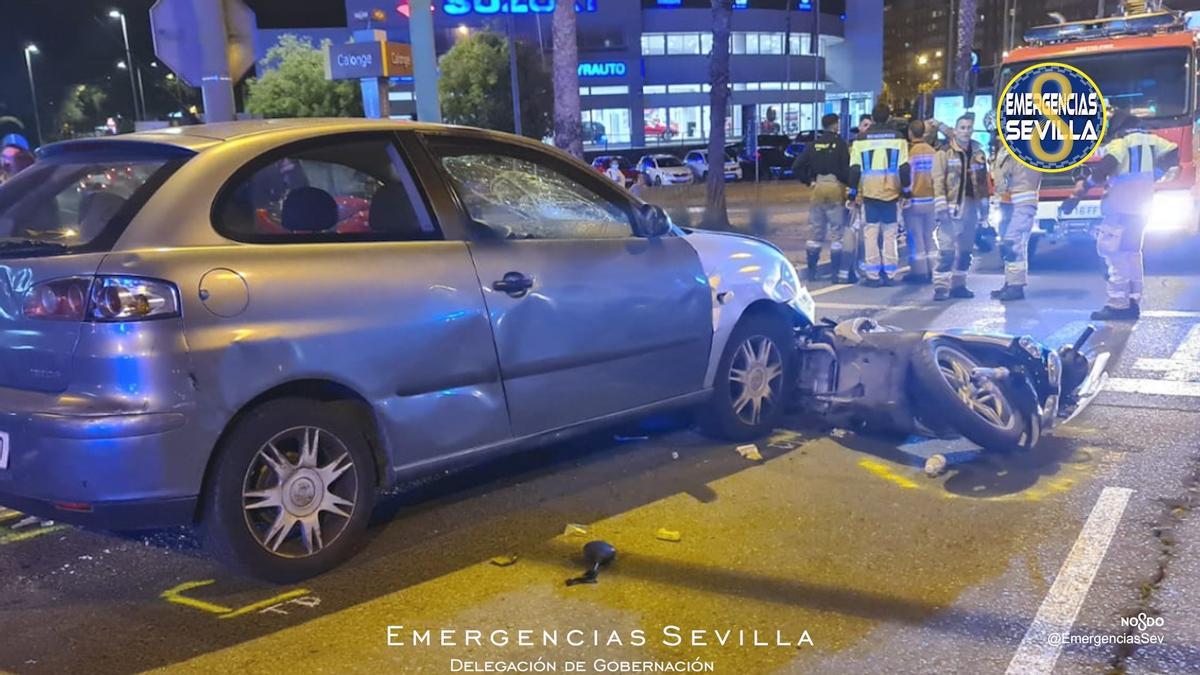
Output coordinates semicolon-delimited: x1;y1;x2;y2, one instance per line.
442;0;596;15
578;61;626;78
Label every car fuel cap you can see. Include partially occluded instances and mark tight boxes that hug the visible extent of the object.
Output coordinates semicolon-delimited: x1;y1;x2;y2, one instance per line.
198;268;249;318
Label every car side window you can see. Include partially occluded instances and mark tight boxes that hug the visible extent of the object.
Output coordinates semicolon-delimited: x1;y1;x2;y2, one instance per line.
434;146;634;241
215;136;437;242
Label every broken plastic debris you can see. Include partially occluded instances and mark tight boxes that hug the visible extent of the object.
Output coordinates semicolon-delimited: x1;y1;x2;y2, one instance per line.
671;451;679;460
566;540;617;586
563;523;590;537
830;428;849;438
924;454;948;477
489;554;518;567
655;528;682;542
735;444;763;461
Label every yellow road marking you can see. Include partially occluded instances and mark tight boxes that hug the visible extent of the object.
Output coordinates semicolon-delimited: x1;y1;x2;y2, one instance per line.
219;589;312;620
0;509;23;525
857;459;920;489
0;525;67;545
161;579;314;619
161;580;234;615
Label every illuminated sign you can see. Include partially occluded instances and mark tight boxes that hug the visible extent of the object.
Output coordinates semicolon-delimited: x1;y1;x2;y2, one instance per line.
443;0;597;15
578;61;627;77
326;41;414;80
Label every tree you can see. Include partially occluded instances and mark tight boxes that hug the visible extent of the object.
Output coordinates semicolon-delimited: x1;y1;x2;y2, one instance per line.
245;35;362;118
552;1;583;159
703;0;734;230
438;31;552;139
54;84;108;139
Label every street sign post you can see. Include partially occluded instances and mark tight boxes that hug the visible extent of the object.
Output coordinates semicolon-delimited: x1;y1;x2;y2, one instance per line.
150;0;256;122
326;36;414;119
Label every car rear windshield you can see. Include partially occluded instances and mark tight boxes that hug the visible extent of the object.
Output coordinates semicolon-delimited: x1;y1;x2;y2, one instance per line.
0;145;188;255
655;157;683;167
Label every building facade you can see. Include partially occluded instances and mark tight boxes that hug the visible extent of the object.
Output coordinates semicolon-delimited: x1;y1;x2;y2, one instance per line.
255;0;882;149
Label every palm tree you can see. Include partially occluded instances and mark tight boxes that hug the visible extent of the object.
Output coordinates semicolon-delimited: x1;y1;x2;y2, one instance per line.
703;0;734;230
552;2;584;159
954;0;978;98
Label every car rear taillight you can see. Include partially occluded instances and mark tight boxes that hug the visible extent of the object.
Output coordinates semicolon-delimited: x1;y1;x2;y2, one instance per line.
23;278;91;321
24;276;180;322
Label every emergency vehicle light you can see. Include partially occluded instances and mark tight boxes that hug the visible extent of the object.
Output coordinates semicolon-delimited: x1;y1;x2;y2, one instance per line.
1023;10;1181;45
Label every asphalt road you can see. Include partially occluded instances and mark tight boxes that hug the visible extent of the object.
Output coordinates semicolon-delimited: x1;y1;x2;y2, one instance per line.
2;238;1200;674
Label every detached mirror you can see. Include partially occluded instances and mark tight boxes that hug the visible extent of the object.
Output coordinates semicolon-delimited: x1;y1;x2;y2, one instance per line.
638;203;672;238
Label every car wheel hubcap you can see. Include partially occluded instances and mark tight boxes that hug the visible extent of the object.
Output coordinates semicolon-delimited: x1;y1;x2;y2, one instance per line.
934;345;1016;431
729;335;783;426
242;426;358;558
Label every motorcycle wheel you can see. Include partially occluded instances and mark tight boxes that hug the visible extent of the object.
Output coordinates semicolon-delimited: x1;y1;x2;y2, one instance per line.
910;337;1027;453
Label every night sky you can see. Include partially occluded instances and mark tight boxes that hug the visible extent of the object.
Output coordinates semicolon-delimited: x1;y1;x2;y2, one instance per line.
0;0;346;141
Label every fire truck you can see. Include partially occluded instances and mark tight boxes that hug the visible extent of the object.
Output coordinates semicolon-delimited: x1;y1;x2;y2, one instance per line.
999;2;1200;256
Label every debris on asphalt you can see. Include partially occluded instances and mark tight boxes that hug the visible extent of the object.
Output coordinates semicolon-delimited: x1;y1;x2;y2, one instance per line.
566;540;616;586
655;528;682;542
563;523;590;537
11;516;40;530
614;434;650;442
925;454;948;477
830;428;849;439
736;444;763;461
489;554;518;567
671;451;679;460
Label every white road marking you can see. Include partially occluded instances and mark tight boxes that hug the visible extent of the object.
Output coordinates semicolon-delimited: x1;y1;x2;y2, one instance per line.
1006;487;1134;675
1132;323;1200;380
1104;377;1200;398
807;268;914;297
816;301;1200;320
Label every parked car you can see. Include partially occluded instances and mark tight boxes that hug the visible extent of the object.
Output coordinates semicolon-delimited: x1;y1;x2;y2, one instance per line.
0;119;812;580
590;155;638;187
637;154;693;185
738;134;793;180
684;149;743;182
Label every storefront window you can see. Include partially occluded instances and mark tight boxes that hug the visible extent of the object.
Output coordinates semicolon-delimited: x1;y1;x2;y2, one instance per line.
700;33;713;55
760;33;783;55
583;108;632;147
669;106;705;141
641;33;665;55
666;33;701;55
644;107;674;145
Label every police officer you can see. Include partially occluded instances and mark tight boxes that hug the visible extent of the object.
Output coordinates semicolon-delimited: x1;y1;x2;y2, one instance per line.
990;138;1042;302
1062;108;1179;320
931;114;989;300
904;120;937;284
794;113;851;282
848;103;912;287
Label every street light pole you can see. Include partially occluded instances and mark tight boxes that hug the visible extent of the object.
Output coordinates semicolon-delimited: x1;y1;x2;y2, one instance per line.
111;10;141;121
23;44;43;147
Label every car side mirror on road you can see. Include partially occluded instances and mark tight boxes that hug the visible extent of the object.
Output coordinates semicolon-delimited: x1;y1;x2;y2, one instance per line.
638;204;672;238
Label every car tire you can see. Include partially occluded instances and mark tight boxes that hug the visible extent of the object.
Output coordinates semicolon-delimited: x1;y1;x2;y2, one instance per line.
201;398;377;583
699;312;794;442
654;174;662;186
910;337;1028;453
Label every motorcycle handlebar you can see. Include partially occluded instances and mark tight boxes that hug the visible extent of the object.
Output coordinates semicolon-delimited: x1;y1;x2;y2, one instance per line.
1072;325;1096;351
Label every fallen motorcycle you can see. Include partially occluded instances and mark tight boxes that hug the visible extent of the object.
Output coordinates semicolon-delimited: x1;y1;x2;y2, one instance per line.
793;318;1109;453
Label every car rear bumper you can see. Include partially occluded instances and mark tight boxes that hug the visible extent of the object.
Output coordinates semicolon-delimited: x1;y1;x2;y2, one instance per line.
0;387;209;529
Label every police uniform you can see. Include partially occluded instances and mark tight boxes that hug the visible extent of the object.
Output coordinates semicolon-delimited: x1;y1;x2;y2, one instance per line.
1065;121;1179;319
931;137;989;297
848;128;911;284
794;129;851;280
992;150;1042;298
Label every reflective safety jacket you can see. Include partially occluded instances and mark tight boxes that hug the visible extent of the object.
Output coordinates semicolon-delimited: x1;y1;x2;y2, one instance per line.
848;128;911;202
992;151;1041;207
932;139;989;213
1089;129;1179;215
907;140;937;207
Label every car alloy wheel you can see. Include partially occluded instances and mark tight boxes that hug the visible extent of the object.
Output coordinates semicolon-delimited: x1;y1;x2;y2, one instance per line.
241;425;358;558
933;344;1017;431
728;334;785;426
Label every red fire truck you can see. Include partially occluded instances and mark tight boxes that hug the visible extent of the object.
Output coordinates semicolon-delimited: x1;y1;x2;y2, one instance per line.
999;6;1200;255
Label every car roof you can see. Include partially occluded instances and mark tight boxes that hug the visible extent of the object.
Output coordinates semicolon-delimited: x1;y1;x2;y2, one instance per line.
39;118;504;155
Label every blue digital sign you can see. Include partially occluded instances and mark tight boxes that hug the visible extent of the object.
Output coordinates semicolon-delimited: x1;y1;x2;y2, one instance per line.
577;61;626;77
443;0;597;15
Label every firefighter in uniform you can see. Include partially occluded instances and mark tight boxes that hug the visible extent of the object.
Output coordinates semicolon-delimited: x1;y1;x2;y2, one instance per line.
904;119;937;284
990;142;1042;301
794;113;851;282
931;114;989;300
848;103;911;287
1062;108;1179;320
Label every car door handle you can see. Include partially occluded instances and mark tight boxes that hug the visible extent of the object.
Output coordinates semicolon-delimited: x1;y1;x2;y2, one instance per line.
493;272;534;297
